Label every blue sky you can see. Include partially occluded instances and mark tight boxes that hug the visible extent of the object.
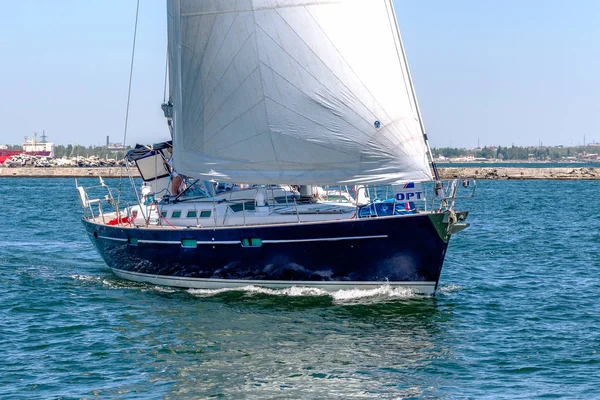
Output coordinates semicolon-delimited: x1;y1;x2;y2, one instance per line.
0;1;598;148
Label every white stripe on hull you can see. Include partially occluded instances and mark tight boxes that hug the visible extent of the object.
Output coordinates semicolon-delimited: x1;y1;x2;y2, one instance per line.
97;235;127;242
262;235;387;244
90;232;388;245
111;268;436;295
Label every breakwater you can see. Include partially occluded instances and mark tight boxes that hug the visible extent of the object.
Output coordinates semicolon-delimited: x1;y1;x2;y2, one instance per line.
1;166;599;179
0;167;140;178
439;167;599;180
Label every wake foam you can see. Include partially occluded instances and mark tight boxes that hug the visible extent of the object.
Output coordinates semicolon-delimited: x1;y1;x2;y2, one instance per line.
71;275;436;301
330;285;418;301
188;284;420;302
70;274;178;293
437;284;462;295
188;285;328;297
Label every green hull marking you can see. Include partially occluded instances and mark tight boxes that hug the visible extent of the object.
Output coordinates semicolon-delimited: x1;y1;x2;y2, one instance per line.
427;211;469;242
427;213;450;243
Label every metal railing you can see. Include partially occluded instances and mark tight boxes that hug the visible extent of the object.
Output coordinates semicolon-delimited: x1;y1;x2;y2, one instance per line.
76;179;477;228
353;179;477;218
75;177;119;223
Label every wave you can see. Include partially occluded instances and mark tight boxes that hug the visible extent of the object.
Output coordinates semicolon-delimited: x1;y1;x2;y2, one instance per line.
188;284;421;303
71;274;462;303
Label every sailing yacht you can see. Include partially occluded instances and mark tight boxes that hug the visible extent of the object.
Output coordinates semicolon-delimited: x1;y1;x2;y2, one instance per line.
77;0;473;294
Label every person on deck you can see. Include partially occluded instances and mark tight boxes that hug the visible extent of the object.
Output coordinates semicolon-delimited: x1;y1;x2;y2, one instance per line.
167;145;183;195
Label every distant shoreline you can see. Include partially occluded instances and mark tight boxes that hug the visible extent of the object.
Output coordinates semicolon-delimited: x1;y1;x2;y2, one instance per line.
0;167;140;178
439;167;599;180
1;166;599;180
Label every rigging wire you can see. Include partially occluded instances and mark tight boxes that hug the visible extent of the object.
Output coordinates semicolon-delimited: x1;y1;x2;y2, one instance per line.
386;0;442;187
117;0;141;212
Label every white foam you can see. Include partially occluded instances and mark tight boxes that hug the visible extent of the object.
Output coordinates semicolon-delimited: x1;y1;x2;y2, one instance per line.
70;274;103;284
147;285;179;293
72;274;425;300
330;284;418;301
71;274;177;293
188;285;328;298
437;284;462;295
188;284;420;302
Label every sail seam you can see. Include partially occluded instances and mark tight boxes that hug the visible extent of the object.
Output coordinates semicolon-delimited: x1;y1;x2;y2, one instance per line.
255;23;371;143
301;3;427;163
262;94;361;157
254;51;402;159
183;13;218;132
202;78;262;145
254;18;404;157
265;5;414;159
203;98;264;147
185;13;249;152
199;13;240;108
299;5;398;143
209;130;272;152
181;11;216;122
175;9;238;151
252;7;280;165
199;30;258;128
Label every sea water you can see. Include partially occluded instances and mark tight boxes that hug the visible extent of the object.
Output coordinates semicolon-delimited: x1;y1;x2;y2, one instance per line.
0;177;599;399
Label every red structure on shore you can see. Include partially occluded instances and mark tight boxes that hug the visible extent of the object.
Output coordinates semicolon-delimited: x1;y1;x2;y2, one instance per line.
0;149;51;164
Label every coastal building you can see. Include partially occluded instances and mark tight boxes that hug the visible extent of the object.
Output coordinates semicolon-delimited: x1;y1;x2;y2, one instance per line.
23;138;54;157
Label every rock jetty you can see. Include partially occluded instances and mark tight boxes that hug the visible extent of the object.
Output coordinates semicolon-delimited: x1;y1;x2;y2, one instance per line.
1;166;598;179
439;167;599;180
0;167;139;178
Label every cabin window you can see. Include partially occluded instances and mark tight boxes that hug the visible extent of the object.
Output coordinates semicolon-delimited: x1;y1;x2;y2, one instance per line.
186;210;197;218
200;210;211;218
128;237;138;246
181;239;197;248
161;211;167;217
229;202;255;212
241;238;262;247
172;211;182;218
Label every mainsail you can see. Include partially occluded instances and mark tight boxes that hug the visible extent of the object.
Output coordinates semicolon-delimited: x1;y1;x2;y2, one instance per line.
167;0;433;184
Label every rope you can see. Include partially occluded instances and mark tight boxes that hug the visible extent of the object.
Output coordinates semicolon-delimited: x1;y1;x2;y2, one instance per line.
158;211;177;228
116;0;140;212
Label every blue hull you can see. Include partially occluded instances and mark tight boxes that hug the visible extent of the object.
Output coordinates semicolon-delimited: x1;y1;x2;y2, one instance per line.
83;213;449;292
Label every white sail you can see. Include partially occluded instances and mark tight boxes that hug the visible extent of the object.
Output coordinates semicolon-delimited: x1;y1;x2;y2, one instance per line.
167;0;433;184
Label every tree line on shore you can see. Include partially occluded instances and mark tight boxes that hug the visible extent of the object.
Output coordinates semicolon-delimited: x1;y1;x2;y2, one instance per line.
4;144;132;159
433;145;594;161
